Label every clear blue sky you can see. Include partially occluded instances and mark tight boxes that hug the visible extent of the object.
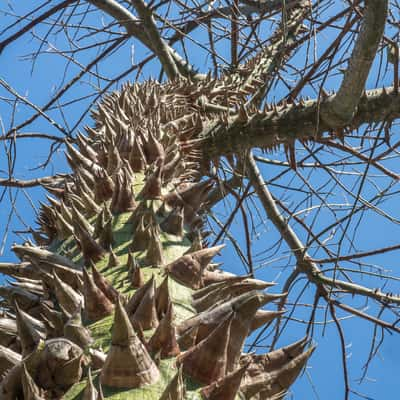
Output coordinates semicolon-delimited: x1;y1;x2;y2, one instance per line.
1;2;400;399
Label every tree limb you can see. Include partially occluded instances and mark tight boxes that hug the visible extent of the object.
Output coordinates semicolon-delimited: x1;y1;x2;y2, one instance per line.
0;175;67;188
202;87;400;158
321;0;388;126
87;0;201;79
129;0;180;79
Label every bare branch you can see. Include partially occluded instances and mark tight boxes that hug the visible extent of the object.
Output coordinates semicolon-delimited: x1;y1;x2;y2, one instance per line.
0;79;69;137
0;175;67;188
4;37;126;137
321;0;388;126
87;0;200;79
317;139;399;180
313;243;400;264
129;0;180;79
0;0;77;55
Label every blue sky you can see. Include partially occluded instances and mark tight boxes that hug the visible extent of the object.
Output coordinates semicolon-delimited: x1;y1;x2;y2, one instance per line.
1;1;400;399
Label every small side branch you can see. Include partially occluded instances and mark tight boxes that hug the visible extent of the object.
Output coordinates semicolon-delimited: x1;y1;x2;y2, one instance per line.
0;79;70;137
0;175;67;188
0;0;77;55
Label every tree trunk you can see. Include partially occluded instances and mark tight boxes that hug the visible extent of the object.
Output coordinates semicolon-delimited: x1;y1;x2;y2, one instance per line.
0;79;313;399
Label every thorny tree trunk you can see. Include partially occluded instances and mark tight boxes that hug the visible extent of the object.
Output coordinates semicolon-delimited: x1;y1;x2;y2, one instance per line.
0;79;313;399
0;0;399;398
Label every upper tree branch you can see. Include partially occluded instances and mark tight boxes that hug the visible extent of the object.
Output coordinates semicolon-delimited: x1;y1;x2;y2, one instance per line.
242;0;311;106
317;139;399;180
321;0;388;126
129;0;179;79
202;87;400;158
167;0;301;54
87;0;200;79
87;0;141;35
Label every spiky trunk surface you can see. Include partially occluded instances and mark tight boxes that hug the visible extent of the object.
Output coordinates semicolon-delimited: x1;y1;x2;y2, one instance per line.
0;79;313;400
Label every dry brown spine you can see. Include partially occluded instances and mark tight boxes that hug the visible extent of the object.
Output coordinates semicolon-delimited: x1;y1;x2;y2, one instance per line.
129;260;144;289
36;338;83;390
35;261;82;291
111;169;137;213
40;303;64;337
100;298;160;388
240;347;315;398
88;348;107;370
160;206;184;236
54;211;75;239
141;158;164;199
0;346;21;375
76;132;99;163
106;248;120;269
126;275;155;315
82;368;98;400
130;277;159;330
0;342;41;399
80;189;102;215
98;219;114;250
243;336;309;374
15;302;45;356
74;222;105;263
91;262;119;303
71;204;94;235
159;365;185;400
165;245;225;289
82;268;114;321
144;224;164;266
63;304;94;348
130;214;152;252
53;272;83;316
12;245;78;271
193;277;274;311
155;276;170;318
177;325;198;350
93;169;115;202
148;303;180;358
179;312;233;384
0;262;36;280
21;363;45;400
250;310;286;332
200;362;249;400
